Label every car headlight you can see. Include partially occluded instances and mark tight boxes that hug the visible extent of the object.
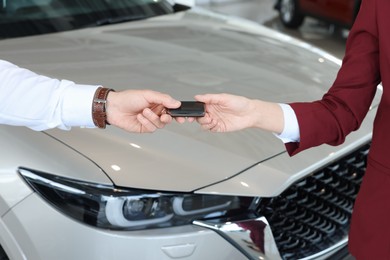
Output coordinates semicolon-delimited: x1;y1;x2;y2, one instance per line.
19;168;252;230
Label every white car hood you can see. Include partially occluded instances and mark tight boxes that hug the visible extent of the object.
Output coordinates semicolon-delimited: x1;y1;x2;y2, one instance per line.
1;8;351;193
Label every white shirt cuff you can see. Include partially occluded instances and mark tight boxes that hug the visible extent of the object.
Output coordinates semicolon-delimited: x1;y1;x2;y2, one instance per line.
274;103;300;143
61;83;100;128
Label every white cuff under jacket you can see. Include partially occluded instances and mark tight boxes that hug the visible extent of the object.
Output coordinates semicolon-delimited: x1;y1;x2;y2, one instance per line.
274;103;300;143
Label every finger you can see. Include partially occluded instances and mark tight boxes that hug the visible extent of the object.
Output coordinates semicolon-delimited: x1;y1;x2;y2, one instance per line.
175;117;186;124
150;104;166;116
198;117;218;131
137;113;157;133
160;114;173;124
201;122;218;131
210;125;221;132
186;117;196;123
206;118;220;132
173;116;195;124
142;108;165;129
196;114;213;125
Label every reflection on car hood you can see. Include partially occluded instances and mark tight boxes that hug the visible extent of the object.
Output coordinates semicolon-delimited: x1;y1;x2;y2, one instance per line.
0;8;345;192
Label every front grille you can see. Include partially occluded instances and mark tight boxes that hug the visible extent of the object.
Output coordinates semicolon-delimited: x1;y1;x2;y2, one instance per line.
258;143;370;260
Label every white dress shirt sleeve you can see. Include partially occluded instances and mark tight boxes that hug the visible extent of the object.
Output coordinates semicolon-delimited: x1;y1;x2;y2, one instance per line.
0;59;99;131
274;103;300;143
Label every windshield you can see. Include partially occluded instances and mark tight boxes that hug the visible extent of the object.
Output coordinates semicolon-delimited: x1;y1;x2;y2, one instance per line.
0;0;174;38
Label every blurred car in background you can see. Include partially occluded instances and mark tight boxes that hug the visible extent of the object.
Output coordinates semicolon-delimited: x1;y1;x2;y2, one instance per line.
0;0;381;260
274;0;361;29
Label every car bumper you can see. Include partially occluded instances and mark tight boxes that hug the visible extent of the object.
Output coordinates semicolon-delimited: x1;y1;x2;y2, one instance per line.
1;193;248;260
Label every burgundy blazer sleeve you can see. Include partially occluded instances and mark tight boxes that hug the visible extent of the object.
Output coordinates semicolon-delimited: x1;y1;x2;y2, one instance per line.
286;0;381;156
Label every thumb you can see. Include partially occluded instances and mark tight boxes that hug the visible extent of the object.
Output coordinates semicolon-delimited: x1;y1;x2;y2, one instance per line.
194;94;206;102
144;91;181;109
195;94;216;103
195;94;224;105
163;98;181;109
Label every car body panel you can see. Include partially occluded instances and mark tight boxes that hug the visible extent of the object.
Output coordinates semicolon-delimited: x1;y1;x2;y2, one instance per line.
197;107;376;196
0;8;365;193
0;126;112;216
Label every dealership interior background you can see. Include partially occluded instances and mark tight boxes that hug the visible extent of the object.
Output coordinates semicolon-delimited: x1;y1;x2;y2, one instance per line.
198;0;347;59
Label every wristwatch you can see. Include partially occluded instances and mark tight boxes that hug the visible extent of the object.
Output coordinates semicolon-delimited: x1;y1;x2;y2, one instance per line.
92;87;114;129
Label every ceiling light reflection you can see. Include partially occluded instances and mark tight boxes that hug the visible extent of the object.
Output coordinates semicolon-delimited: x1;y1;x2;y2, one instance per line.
129;143;141;149
240;181;249;187
111;165;121;171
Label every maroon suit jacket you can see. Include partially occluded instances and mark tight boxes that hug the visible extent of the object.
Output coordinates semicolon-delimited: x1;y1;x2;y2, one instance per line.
285;0;390;258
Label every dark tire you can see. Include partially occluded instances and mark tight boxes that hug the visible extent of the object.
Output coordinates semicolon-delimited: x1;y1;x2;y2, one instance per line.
278;0;305;29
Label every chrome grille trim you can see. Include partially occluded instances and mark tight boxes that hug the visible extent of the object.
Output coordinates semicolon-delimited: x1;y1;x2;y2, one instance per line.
193;217;282;260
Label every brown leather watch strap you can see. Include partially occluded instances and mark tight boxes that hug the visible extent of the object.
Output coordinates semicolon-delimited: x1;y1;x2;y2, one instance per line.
92;87;114;129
